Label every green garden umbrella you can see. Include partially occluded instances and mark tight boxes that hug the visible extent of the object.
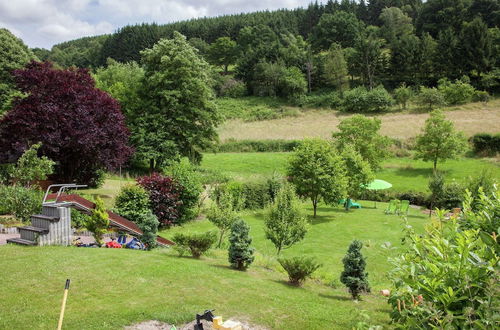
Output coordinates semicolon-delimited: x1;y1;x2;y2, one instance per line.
364;179;392;208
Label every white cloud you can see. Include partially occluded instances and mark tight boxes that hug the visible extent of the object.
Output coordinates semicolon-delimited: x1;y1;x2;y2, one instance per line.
0;0;317;48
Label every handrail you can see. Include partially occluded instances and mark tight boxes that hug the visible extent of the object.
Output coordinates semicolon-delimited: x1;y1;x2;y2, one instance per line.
43;184;87;204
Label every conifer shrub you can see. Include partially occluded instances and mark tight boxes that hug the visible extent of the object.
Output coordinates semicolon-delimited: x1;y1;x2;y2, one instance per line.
85;197;110;246
228;219;255;270
136;211;159;250
340;240;370;299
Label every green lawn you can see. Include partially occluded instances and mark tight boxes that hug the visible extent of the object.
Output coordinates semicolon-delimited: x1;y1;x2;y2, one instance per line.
1;203;427;329
201;152;499;192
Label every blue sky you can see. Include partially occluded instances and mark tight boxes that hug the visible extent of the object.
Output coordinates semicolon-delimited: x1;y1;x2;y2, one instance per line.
0;0;317;49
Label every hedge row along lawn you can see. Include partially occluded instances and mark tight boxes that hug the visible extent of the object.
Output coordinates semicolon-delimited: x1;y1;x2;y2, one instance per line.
200;153;499;192
1;202;425;329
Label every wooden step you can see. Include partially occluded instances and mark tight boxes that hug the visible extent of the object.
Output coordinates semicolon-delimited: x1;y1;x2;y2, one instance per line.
6;237;37;246
31;214;59;222
18;226;48;234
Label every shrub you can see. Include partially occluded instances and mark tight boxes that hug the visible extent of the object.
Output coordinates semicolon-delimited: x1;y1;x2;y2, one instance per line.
136;211;159;250
341;86;394;113
388;203;499;328
252;62;307;101
164;160;203;223
228;219;255;270
302;91;342;109
211;181;245;211
393;84;412;109
340;240;370;300
85;197;109;246
209;139;301;153
466;169;497;211
71;211;90;229
216;76;247;97
114;184;151;222
437;77;476;105
278;256;321;286
470;133;500;156
137;173;183;227
242;181;271;209
10;143;54;188
474;90;490;103
172;231;216;258
0;184;42;221
414;86;445;110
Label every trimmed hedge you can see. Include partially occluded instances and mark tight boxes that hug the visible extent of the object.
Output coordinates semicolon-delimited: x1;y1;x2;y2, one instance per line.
470;133;500;156
208;139;301;153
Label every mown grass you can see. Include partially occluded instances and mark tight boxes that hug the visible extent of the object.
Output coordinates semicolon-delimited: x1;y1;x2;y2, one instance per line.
0;202;426;329
218;99;500;141
201;153;499;192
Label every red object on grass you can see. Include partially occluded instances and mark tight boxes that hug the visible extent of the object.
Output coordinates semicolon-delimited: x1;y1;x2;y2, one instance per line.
106;240;122;248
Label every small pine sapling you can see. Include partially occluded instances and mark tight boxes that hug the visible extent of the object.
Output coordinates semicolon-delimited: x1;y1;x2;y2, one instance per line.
86;197;110;246
228;219;255;270
340;240;370;299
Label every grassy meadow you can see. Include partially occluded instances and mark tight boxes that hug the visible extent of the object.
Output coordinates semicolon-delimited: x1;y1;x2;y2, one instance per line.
0;202;427;329
218;98;500;141
201;152;499;192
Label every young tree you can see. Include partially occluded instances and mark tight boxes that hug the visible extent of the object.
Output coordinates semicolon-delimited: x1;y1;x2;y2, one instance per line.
0;61;132;186
340;240;370;300
207;191;239;248
208;37;238;74
415;86;445;111
323;43;349;93
228;219;255;270
265;183;308;255
394;83;412;109
415;110;468;171
86;197;110;246
287;138;347;217
115;184;151;223
333;115;391;171
341;145;374;208
138;32;220;168
10;143;54;188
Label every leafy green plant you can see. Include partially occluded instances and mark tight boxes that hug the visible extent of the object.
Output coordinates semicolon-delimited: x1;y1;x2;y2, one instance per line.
278;256;321;286
393;84;412;109
228;219;255;270
10;143;54;188
114;184;151;223
265;183;308;255
85;197;109;246
207;191;239;248
341;86;394;113
340;240;370;300
414;86;445;110
0;184;42;221
388;195;499;328
437;77;476;105
172;231;216;258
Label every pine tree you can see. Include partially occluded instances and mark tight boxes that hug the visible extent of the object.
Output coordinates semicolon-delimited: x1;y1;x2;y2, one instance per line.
86;198;110;246
340;240;370;300
228;219;255;270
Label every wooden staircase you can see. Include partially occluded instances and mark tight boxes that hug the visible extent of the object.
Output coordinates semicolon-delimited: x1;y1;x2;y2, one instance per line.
7;204;72;246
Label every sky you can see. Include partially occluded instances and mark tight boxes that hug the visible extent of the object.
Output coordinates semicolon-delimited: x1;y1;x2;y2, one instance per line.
0;0;319;49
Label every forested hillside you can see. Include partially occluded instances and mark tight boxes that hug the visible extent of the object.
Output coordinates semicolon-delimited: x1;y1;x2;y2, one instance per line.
36;0;499;93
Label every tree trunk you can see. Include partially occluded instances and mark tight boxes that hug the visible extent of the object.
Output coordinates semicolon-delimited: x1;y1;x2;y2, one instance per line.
312;199;317;218
433;158;438;172
217;230;224;248
149;158;155;173
224;64;228;75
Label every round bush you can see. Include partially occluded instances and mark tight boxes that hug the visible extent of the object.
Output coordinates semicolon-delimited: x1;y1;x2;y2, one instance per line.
341;86;394;113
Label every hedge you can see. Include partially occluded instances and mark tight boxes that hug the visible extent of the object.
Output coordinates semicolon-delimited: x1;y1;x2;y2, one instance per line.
470;133;500;156
208;139;301;153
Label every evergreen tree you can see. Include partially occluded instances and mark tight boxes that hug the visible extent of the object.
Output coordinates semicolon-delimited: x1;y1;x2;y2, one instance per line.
228;219;255;270
340;240;370;300
86;198;110;246
136;211;159;250
323;43;349;93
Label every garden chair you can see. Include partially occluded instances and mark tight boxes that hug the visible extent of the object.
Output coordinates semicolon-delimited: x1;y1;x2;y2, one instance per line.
385;200;399;214
398;200;410;216
345;198;361;210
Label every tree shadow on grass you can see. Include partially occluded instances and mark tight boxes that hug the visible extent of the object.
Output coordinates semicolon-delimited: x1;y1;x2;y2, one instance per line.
318;293;351;301
393;167;450;178
270;279;306;289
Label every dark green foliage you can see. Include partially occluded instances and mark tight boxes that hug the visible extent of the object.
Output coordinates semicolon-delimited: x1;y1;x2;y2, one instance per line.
172;231;216;258
302;91;342;109
115;184;151;223
428;171;445;213
164;160;203;223
470;133;500;156
214;76;247;98
340;240;370;300
437;77;476;105
136;211;159;250
228;219;255;270
47;35;108;68
0;184;42;222
310;11;363;50
242;181;271;210
252;62;307;100
209;139;301;153
278;256;321;286
414;86;445;110
340;86;394;113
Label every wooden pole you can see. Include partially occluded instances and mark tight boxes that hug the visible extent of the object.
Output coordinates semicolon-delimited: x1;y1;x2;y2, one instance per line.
57;279;70;330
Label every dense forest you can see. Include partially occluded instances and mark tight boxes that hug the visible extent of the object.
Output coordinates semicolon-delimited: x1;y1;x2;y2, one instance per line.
33;0;499;92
